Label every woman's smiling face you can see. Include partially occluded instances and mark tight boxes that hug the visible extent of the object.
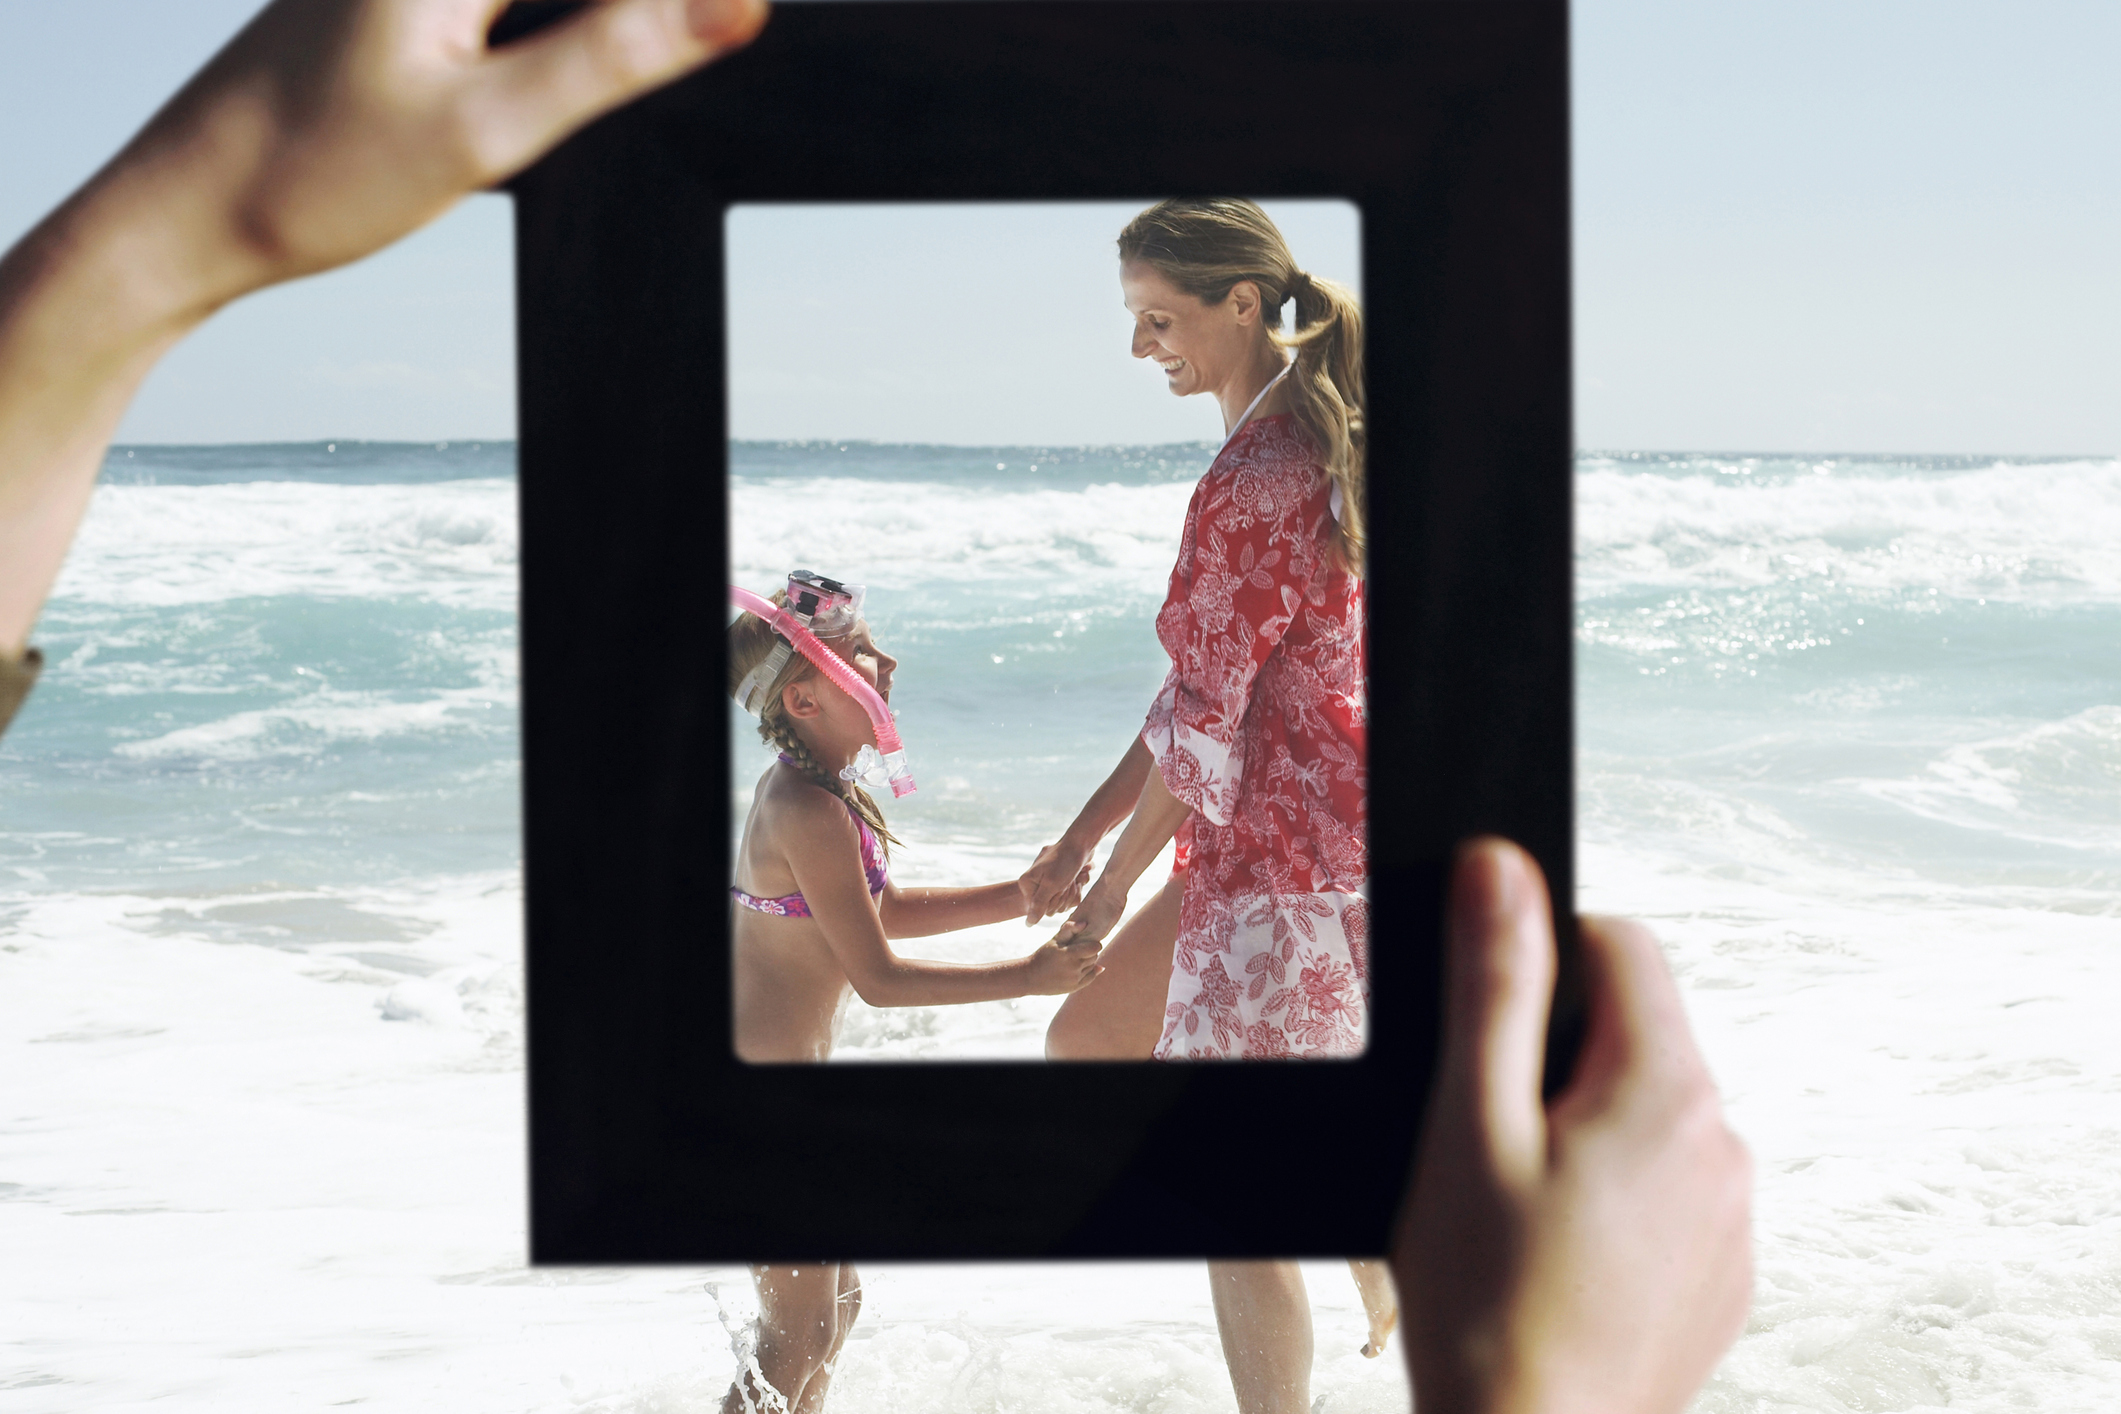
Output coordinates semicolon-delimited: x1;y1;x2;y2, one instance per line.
1122;260;1254;399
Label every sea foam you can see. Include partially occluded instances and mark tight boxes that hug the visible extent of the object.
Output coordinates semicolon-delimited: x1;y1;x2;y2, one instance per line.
1577;454;2121;604
54;478;518;612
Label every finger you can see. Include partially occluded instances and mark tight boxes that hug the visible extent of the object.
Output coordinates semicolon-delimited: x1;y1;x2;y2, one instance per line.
1551;913;1711;1122
1434;837;1555;1185
469;0;769;179
1030;877;1068;916
1020;855;1067;922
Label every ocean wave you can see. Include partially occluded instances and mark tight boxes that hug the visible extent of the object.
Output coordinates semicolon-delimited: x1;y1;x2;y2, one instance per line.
1577;456;2121;604
1853;705;2121;855
113;681;513;763
731;476;1195;608
54;479;518;611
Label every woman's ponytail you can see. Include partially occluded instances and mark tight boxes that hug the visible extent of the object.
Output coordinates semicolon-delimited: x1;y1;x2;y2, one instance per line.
1280;271;1364;569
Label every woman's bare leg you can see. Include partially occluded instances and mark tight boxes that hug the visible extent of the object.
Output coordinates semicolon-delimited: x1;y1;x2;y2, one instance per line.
790;1264;861;1414
1044;872;1183;1059
1208;1260;1314;1414
723;1262;854;1414
1052;880;1317;1410
1347;1258;1398;1357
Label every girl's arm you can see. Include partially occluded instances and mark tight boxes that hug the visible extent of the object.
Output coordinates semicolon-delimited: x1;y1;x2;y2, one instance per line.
880;880;1037;939
1052;755;1191;945
1017;735;1155;922
783;793;1100;1006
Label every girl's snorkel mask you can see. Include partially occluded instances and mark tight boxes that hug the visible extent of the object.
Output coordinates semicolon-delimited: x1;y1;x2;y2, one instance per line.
730;571;917;799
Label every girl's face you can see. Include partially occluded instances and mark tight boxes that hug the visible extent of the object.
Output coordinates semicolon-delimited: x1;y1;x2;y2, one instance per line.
1122;259;1262;399
829;619;896;703
784;619;897;753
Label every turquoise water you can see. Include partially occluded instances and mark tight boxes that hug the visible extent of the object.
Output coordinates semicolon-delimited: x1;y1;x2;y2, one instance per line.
2;445;518;908
1576;451;2121;903
9;441;2116;959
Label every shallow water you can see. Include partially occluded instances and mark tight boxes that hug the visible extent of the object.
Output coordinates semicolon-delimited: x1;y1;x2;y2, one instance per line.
0;443;2115;1410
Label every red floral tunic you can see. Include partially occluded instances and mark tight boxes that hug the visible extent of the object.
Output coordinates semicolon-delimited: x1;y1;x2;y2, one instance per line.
1144;415;1368;1059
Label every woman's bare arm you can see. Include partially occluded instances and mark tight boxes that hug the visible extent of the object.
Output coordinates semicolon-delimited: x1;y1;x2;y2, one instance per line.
1017;734;1155;922
1050;754;1191;945
0;0;769;661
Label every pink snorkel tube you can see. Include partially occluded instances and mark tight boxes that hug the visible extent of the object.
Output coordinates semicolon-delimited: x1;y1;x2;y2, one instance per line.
729;578;917;798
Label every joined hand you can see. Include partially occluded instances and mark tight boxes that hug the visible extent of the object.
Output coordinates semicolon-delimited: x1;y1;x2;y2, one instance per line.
1018;840;1093;925
1051;877;1126;948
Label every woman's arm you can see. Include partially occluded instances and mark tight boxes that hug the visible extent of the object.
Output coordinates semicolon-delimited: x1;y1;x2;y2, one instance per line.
0;0;768;663
1017;735;1155;922
1051;753;1191;945
785;795;1100;1006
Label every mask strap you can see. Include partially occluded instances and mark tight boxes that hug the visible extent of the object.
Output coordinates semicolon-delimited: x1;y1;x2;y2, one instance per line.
733;640;793;715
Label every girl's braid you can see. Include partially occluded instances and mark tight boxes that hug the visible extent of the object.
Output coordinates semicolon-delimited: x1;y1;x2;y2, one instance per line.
761;709;900;855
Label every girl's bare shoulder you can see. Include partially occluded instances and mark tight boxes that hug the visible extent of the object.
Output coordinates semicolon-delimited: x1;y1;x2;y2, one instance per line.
752;763;861;850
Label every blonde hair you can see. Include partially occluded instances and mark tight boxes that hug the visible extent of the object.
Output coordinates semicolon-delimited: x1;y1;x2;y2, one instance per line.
728;592;899;854
1118;199;1365;569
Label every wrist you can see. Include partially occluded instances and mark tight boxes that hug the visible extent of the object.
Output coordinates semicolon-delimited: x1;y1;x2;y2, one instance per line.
1086;872;1133;907
1;186;226;393
5;73;303;354
85;130;279;322
1057;819;1104;860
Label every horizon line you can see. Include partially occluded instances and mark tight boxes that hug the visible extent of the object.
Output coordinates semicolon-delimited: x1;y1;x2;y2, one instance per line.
101;438;2121;460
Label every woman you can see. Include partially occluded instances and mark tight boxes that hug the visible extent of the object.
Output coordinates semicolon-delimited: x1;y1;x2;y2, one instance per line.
1020;199;1376;1412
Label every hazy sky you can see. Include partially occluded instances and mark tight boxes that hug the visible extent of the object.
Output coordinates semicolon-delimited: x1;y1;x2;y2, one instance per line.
1;0;2114;452
727;201;1359;445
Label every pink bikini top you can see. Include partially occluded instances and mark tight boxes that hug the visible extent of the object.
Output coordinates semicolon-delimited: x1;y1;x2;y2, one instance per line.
730;759;890;919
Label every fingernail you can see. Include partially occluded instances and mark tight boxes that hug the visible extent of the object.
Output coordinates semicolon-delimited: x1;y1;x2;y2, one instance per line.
687;0;763;43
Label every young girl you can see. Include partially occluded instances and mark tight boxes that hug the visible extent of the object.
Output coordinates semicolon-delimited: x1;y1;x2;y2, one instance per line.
723;572;1100;1414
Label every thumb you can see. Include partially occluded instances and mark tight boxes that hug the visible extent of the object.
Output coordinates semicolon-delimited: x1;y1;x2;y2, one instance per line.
472;0;769;179
1431;837;1556;1186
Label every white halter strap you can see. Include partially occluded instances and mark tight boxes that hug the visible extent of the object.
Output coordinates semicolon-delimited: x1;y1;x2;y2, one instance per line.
1219;359;1295;455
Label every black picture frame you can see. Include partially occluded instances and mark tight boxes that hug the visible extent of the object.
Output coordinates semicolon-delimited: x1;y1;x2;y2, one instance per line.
511;0;1574;1263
